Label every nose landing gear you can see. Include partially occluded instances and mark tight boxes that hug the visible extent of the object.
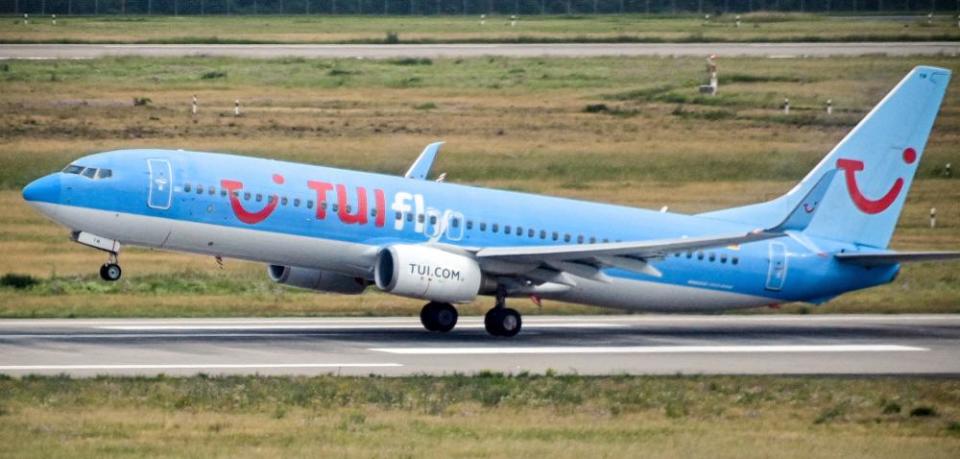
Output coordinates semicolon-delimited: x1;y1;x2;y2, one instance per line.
99;252;122;282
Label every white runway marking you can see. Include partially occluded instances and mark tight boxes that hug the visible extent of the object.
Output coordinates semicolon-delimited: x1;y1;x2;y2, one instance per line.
100;323;623;331
370;344;928;355
0;363;402;371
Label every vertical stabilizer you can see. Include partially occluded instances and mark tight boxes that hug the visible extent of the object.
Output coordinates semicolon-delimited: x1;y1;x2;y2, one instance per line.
700;66;951;248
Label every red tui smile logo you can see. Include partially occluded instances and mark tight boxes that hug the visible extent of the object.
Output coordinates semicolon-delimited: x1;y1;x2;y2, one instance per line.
836;148;915;215
220;174;284;225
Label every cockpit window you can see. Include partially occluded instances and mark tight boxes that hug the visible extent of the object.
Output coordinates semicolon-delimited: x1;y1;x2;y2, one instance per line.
96;169;112;179
63;165;84;174
81;168;97;179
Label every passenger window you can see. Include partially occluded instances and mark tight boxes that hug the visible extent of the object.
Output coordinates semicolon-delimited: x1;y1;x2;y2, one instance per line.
196;185;204;194
732;257;740;266
577;235;584;244
370;208;377;217
244;192;251;201
452;218;460;228
466;220;474;230
62;165;84;174
208;187;215;195
708;253;716;262
333;204;339;212
294;198;301;207
307;200;314;209
516;227;523;236
564;234;571;243
418;214;425;223
406;213;413;222
589;237;596;244
480;222;487;231
504;225;511;234
256;194;262;202
268;196;275;204
697;252;704;260
346;205;352;213
281;197;288;206
429;215;437;225
720;254;728;264
602;238;609;243
539;230;546;239
686;251;693;259
184;184;192;193
395;211;402;220
82;168;97;179
492;224;499;233
221;189;227;197
552;232;559;241
96;169;112;179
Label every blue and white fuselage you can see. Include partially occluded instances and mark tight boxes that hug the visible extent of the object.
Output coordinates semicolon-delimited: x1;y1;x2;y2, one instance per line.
19;66;958;336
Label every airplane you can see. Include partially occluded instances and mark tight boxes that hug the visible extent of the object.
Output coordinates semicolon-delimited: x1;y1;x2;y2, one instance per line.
21;65;960;337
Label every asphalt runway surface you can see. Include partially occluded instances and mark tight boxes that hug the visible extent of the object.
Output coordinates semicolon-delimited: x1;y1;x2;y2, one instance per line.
2;42;958;60
1;314;958;377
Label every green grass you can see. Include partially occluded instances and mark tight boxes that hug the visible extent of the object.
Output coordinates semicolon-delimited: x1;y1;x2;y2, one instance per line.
1;375;958;457
1;13;959;44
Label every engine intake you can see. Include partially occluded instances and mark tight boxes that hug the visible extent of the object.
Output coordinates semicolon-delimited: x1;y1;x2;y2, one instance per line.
374;244;482;303
267;265;367;294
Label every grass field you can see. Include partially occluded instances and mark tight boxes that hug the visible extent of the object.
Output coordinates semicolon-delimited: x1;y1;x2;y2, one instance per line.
0;54;958;317
0;374;958;457
1;13;960;44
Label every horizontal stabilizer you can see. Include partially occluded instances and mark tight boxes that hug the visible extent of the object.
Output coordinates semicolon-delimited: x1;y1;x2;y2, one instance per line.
835;250;960;267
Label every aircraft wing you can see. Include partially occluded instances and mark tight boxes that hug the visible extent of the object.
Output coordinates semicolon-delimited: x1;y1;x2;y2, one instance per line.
835;251;960;267
473;169;838;280
404;141;444;180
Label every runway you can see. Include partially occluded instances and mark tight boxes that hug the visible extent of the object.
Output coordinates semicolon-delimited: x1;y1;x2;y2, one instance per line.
2;314;958;377
2;42;958;60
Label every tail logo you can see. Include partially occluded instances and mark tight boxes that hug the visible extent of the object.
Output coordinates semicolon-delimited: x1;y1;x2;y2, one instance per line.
836;148;915;215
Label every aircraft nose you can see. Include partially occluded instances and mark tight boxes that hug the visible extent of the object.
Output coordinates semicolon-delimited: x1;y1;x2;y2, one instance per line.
22;173;61;204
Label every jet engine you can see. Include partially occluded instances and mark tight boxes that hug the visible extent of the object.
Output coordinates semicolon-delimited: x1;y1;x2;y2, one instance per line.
267;265;368;294
374;244;483;303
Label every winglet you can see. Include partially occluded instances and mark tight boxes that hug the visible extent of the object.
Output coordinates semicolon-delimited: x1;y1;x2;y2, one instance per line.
769;169;837;233
404;141;444;180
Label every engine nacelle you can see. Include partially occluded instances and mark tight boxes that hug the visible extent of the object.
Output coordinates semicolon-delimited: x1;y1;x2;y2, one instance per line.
374;245;482;303
267;265;367;295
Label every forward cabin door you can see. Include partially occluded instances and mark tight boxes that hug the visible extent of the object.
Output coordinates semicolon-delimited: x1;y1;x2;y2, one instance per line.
147;159;173;210
765;242;788;291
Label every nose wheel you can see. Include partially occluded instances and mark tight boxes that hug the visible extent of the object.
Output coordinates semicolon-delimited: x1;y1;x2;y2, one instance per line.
420;301;458;333
484;286;522;337
99;253;122;282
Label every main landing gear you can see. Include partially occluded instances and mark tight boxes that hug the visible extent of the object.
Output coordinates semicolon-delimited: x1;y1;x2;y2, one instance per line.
420;301;458;333
418;287;523;337
484;287;522;337
99;252;122;282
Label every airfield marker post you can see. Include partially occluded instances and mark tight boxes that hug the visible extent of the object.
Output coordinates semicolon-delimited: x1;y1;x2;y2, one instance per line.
945;163;952;177
826;99;833;115
930;208;937;229
192;95;198;117
23;13;28;25
480;14;486;25
736;15;741;28
784;98;790;115
52;14;56;25
234;99;241;117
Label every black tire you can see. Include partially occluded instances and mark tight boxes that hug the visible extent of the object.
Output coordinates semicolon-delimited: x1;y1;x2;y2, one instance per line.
433;303;458;333
100;263;122;282
420;302;440;331
484;308;502;336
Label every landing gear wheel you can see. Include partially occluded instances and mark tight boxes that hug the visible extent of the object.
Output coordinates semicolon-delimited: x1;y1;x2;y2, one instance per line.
99;263;122;282
420;302;458;333
484;307;522;337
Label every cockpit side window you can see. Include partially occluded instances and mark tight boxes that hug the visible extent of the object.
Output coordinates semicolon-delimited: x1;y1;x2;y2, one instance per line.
81;168;97;179
95;169;112;179
63;165;84;174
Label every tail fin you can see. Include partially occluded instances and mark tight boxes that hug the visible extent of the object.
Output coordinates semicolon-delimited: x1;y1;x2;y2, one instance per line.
699;66;951;248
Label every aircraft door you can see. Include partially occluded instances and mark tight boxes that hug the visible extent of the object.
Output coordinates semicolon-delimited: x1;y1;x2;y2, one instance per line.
765;242;788;291
147;159;173;210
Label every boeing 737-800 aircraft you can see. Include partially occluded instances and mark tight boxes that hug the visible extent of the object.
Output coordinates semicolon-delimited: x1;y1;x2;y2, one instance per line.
21;66;960;337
